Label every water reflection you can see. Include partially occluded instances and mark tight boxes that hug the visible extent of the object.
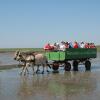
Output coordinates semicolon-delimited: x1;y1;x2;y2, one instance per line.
17;71;96;100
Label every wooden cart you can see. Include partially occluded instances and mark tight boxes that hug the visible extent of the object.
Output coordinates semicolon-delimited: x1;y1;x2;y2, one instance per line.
45;48;97;71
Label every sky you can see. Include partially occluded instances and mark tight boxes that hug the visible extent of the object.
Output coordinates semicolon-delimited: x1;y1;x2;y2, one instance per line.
0;0;100;48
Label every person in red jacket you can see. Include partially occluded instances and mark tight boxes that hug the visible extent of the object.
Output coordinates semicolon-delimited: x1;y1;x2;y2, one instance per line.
73;41;79;48
90;43;96;48
44;43;52;50
92;43;96;48
84;43;89;48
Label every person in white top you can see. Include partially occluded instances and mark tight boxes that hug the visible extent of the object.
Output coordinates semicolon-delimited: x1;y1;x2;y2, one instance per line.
80;42;85;48
59;41;66;51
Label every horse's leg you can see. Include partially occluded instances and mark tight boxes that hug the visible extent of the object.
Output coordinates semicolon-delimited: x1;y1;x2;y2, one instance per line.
42;64;44;74
24;63;29;75
20;62;26;75
26;67;29;74
24;62;29;74
46;63;51;72
20;66;24;75
20;65;26;75
46;64;49;72
36;65;40;74
37;65;40;71
32;63;35;75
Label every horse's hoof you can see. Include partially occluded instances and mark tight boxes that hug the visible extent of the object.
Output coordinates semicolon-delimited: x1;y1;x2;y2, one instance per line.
49;66;51;69
42;72;44;74
24;73;26;76
47;70;49;72
36;69;40;73
36;71;38;74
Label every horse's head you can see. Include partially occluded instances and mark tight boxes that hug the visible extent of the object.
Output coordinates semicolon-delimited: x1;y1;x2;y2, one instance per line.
14;50;22;61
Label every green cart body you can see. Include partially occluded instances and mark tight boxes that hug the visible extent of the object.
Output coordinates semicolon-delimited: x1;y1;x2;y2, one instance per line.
45;48;97;61
45;48;97;71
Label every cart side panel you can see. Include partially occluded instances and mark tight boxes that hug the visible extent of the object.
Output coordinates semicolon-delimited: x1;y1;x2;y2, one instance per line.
59;51;65;60
45;51;65;61
65;48;97;60
45;48;97;61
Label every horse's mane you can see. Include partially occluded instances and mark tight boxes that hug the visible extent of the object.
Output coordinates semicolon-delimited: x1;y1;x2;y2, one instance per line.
21;51;35;55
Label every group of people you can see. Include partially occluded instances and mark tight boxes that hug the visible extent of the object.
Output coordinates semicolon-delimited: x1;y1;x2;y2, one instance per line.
43;41;96;51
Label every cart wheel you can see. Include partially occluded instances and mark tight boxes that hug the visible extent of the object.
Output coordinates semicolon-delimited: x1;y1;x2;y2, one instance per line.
64;62;71;71
85;60;91;71
52;63;59;71
73;60;78;71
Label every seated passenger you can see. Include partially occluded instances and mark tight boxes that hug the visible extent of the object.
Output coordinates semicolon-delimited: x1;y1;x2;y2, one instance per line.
59;41;66;51
90;43;96;48
73;41;79;48
80;42;85;48
50;44;54;50
69;42;73;48
92;43;96;48
84;43;89;48
53;43;60;51
44;43;53;50
65;42;69;48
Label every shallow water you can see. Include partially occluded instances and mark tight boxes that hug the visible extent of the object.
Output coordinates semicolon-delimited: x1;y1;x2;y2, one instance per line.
0;52;100;100
0;69;100;100
0;52;18;65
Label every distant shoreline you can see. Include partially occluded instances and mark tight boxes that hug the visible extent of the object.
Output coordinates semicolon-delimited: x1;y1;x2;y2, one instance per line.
0;48;44;53
0;47;100;52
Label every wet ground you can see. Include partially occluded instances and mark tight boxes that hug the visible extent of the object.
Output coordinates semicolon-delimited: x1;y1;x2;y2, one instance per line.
0;52;100;100
0;52;18;65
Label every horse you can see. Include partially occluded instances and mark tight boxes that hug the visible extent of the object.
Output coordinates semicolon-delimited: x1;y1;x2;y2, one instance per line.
14;50;30;74
14;50;51;75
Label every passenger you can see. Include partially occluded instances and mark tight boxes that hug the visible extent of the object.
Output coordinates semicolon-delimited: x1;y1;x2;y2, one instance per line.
59;41;66;51
44;43;53;50
56;43;60;50
90;43;96;48
69;42;73;48
80;42;85;48
78;42;80;48
65;42;69;48
50;43;54;50
73;41;79;48
89;43;92;48
53;43;59;51
84;43;89;48
92;43;96;48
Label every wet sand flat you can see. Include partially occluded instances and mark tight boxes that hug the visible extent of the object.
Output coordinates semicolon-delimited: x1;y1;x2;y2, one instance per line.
0;52;100;100
0;68;100;100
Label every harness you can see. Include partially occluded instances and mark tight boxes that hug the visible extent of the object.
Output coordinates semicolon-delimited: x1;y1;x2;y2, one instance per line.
20;53;35;63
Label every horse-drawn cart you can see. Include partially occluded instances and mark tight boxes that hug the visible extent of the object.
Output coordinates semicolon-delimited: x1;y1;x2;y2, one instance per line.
45;48;97;71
